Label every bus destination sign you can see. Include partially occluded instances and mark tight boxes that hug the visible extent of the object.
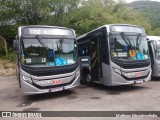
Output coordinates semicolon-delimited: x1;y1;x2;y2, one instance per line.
23;27;73;36
111;25;144;34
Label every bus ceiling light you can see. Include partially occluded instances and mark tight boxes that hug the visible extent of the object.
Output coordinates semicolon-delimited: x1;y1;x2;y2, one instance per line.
113;68;121;76
22;76;32;84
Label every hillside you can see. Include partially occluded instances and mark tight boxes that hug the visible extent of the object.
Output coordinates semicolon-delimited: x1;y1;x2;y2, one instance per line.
128;1;160;28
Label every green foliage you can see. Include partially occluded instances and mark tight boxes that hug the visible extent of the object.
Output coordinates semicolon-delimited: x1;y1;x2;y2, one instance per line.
0;25;19;44
0;0;52;25
51;0;152;36
1;52;15;62
129;1;160;30
153;27;160;36
60;1;116;36
0;44;5;55
113;2;152;34
1;47;16;62
0;0;159;61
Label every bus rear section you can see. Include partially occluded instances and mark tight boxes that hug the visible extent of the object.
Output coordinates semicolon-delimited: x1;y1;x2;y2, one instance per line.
13;26;80;95
77;24;151;86
147;36;160;77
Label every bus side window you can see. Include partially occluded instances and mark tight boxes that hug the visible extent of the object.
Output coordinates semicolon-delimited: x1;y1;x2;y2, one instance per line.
101;28;109;65
78;41;90;56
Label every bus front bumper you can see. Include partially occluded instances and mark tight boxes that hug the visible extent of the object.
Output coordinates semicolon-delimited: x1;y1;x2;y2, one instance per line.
111;68;151;86
20;74;80;95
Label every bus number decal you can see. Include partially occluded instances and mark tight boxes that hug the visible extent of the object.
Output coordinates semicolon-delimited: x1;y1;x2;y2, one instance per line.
52;80;61;85
135;72;142;77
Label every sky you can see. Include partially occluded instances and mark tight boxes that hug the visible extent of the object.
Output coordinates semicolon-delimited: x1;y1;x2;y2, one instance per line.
125;0;160;3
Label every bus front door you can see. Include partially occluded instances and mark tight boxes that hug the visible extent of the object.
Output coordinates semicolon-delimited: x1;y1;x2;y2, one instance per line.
90;36;102;82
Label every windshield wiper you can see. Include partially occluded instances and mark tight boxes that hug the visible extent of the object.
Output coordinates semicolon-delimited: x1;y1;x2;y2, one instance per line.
136;33;142;48
57;38;65;53
36;35;49;51
120;32;133;48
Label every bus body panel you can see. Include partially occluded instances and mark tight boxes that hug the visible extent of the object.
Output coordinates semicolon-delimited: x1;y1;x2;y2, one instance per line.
101;63;112;86
20;65;80;95
111;61;151;85
20;77;80;95
152;59;160;77
101;61;151;86
147;36;160;77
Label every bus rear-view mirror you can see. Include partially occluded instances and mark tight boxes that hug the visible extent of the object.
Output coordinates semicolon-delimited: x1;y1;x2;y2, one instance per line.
13;40;19;53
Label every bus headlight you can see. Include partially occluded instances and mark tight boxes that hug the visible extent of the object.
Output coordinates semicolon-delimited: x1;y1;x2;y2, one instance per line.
22;76;32;84
113;68;121;76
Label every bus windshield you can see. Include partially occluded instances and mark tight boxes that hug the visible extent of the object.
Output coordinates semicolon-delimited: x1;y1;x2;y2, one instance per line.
21;38;77;67
110;33;149;61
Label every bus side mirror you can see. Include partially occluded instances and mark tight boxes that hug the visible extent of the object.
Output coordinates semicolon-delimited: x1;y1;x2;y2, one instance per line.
13;40;19;54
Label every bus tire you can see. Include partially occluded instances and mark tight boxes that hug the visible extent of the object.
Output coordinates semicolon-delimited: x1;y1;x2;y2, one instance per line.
84;73;92;85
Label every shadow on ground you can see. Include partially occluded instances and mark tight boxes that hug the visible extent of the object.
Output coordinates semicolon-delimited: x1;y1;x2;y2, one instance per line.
16;89;76;109
151;77;160;81
80;82;150;95
22;89;74;101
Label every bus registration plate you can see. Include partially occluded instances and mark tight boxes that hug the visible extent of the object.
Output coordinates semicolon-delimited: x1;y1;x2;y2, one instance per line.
135;72;142;77
50;87;63;92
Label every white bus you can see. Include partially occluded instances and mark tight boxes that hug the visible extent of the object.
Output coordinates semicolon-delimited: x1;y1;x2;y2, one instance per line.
147;36;160;77
77;24;151;86
13;25;80;95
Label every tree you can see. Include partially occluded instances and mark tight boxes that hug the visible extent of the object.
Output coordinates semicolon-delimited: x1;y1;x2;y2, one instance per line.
53;0;152;36
0;0;52;25
0;0;156;54
113;1;152;34
0;0;53;45
0;35;8;55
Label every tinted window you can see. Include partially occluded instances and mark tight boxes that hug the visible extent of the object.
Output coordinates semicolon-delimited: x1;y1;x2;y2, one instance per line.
148;43;153;58
78;41;90;56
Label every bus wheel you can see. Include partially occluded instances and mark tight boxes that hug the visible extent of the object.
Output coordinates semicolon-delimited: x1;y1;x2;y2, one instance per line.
84;74;91;85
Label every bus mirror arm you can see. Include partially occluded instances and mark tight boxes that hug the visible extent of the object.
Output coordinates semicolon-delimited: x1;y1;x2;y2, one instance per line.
15;50;20;54
13;40;20;54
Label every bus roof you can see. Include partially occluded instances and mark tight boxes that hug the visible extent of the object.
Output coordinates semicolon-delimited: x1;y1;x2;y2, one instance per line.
77;24;144;40
19;25;74;31
147;36;160;42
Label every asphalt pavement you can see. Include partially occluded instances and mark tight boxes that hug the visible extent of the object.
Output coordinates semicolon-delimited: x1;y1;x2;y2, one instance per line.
0;76;160;120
